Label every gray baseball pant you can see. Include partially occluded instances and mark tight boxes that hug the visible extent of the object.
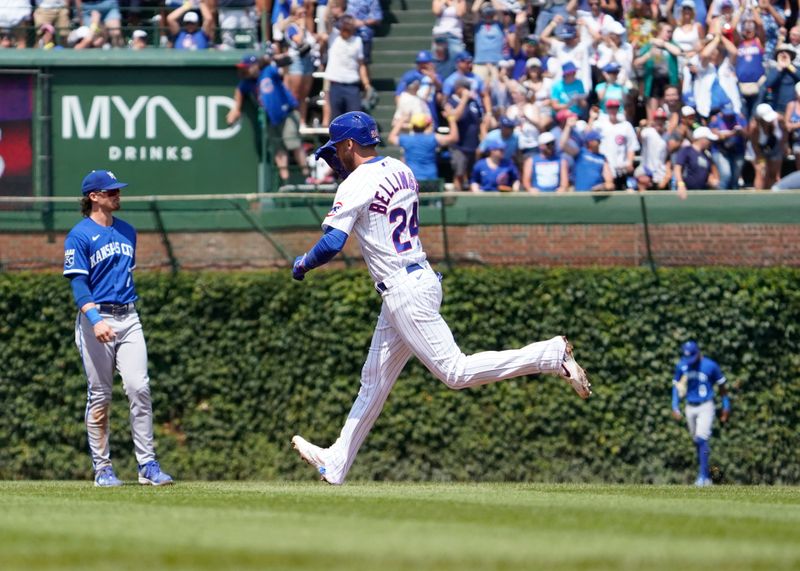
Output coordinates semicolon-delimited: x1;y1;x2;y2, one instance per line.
75;310;156;471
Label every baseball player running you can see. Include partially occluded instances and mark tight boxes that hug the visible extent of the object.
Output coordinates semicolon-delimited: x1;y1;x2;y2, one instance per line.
671;340;731;487
63;170;173;487
290;112;592;485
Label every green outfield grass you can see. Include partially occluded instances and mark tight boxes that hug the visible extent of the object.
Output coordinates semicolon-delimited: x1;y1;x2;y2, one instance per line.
0;482;798;571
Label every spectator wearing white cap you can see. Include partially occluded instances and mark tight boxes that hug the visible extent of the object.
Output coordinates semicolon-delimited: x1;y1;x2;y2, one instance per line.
674;126;719;197
592;99;639;189
750;102;785;189
595;19;634;86
668;105;699;159
522;131;569;193
167;2;214;50
130;29;148;50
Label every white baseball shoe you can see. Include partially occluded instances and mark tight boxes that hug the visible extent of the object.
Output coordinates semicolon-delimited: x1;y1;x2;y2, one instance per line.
292;435;333;484
560;337;592;399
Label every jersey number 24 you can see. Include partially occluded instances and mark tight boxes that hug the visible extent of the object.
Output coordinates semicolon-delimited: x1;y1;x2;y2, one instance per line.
389;202;419;253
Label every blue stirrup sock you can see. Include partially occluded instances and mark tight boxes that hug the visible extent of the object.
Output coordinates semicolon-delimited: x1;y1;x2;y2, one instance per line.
694;437;710;480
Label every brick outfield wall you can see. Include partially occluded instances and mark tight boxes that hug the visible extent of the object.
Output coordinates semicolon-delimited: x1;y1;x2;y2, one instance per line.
2;224;799;271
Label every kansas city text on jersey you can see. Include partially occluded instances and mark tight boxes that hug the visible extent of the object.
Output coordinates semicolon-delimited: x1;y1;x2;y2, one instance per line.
90;242;134;268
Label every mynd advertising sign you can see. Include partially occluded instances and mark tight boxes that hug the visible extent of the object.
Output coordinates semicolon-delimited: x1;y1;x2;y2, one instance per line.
52;68;259;197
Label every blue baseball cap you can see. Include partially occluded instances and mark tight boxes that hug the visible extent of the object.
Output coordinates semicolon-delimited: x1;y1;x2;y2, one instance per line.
415;50;434;64
562;61;578;74
237;54;258;67
456;51;474;62
602;62;621;74
485;139;507;151
499;116;518;128
556;24;577;39
680;340;701;365
584;130;602;142
81;170;128;195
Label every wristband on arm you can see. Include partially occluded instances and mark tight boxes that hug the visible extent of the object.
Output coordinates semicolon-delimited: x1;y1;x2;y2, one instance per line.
85;307;103;326
722;394;731;412
672;385;680;412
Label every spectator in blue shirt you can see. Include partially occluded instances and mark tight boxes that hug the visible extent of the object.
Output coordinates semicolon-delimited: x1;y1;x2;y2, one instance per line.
594;62;629;115
433;34;459;80
551;61;588;118
522;131;569;193
472;3;505;81
396;50;443;123
443;51;493;120
477;116;519;163
708;103;748;190
448;78;485;191
470;139;520;192
389;112;460;182
573;131;614;191
346;0;383;63
167;3;214;50
674;126;720;197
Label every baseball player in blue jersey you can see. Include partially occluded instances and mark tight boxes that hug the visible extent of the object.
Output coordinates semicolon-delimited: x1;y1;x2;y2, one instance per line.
290;112;592;485
63;170;173;487
672;340;731;487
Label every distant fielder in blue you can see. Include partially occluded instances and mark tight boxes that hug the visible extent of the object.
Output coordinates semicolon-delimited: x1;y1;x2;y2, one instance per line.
671;340;731;487
63;170;173;487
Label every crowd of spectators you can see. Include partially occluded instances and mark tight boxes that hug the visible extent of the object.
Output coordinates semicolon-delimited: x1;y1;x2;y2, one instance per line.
387;0;800;192
4;0;800;190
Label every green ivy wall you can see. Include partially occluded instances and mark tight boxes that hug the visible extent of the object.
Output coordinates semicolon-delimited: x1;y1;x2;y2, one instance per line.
1;268;798;484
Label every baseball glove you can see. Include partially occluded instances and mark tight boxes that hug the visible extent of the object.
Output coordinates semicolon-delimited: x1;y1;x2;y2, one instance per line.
675;374;688;399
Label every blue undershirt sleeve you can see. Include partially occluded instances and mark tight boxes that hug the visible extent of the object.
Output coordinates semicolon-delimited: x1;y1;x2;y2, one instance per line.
69;274;94;309
672;385;680;412
303;227;348;270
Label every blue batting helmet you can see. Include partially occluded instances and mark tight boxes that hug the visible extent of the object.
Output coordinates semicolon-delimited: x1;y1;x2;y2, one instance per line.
317;112;381;155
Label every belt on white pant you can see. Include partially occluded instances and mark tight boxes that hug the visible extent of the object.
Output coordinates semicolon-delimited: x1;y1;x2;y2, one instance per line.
375;263;425;294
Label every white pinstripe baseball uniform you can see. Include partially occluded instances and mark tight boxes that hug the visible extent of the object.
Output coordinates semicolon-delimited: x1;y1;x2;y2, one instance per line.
293;155;590;485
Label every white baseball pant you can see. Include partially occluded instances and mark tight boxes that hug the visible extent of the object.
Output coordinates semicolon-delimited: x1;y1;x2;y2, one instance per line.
321;266;568;484
685;400;715;441
75;310;156;471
